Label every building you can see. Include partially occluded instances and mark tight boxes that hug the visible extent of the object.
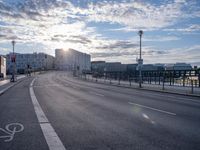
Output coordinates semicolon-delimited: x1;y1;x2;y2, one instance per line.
105;62;127;72
165;63;192;71
6;52;54;74
91;61;128;73
127;64;138;72
0;56;6;78
55;48;91;73
91;61;106;73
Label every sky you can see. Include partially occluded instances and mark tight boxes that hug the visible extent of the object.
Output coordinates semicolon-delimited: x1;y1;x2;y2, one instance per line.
0;0;200;65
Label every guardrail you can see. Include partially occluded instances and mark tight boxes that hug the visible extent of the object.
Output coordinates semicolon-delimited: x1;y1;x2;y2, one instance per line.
79;73;200;96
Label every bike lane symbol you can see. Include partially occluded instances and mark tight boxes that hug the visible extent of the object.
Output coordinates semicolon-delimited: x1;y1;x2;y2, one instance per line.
0;123;24;142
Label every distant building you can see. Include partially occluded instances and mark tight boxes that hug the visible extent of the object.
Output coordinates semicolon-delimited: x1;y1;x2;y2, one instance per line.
91;60;193;75
154;63;165;71
142;64;157;71
91;61;127;73
91;61;106;73
165;63;192;70
127;64;138;72
6;52;54;74
55;48;91;73
105;62;127;72
0;56;6;78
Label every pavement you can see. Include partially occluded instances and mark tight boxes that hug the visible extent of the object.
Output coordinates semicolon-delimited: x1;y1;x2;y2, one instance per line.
0;75;26;95
0;71;200;150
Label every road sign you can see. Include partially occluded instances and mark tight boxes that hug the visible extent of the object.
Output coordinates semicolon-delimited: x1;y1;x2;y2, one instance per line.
137;58;143;65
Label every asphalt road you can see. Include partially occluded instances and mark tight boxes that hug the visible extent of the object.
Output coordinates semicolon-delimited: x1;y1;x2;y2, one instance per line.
0;71;200;150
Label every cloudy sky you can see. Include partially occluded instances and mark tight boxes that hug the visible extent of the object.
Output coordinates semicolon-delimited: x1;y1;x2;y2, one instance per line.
0;0;200;65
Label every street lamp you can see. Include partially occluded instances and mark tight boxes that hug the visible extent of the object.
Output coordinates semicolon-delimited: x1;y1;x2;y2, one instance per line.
138;30;143;88
11;40;16;82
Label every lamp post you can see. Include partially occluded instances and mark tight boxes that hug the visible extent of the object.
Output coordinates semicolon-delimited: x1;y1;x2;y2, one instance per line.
138;30;143;88
11;40;16;82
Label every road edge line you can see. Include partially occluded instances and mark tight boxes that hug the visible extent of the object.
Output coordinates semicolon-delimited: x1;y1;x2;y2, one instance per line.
29;78;66;150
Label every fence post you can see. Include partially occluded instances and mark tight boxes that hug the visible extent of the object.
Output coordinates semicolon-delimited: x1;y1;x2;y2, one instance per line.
198;73;200;87
118;72;120;85
191;80;194;94
159;72;161;85
183;71;186;87
150;73;152;84
162;76;165;90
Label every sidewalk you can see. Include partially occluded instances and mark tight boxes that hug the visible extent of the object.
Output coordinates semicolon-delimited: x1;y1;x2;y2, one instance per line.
81;75;200;97
0;75;26;95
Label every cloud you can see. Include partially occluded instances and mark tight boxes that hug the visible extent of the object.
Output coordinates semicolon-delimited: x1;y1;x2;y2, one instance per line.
91;50;166;58
75;0;200;30
95;41;138;50
163;24;200;32
0;0;199;45
142;45;200;65
0;0;200;65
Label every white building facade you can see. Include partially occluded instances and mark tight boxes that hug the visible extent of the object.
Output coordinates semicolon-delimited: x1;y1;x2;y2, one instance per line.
55;49;91;73
0;56;6;78
6;52;54;74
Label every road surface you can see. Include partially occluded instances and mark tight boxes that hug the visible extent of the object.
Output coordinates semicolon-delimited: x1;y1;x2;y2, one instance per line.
0;71;200;150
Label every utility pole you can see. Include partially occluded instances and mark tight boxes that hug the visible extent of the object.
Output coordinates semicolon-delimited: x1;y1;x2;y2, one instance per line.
138;30;143;88
11;40;16;82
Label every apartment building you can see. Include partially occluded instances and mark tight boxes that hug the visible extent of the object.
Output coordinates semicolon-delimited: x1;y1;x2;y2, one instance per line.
0;56;6;78
55;48;91;73
6;52;54;74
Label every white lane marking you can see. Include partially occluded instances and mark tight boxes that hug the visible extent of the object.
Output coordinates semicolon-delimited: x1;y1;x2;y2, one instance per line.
128;102;176;116
89;91;105;97
33;84;61;87
71;86;80;90
40;123;66;150
0;123;24;142
30;78;66;150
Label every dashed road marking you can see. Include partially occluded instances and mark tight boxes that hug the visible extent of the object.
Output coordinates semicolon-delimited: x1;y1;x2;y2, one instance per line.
128;102;176;116
30;78;66;150
89;91;105;97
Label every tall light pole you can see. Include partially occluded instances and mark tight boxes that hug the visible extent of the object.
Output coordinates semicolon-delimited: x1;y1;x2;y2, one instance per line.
11;40;16;82
138;30;143;88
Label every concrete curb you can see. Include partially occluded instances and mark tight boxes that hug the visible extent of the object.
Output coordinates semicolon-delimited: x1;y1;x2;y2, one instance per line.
0;77;27;96
79;78;200;98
